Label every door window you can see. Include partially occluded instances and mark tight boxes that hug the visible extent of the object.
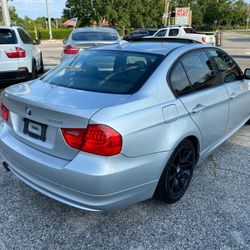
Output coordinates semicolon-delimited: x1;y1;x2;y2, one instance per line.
170;62;192;95
208;49;242;83
169;29;179;37
181;50;216;90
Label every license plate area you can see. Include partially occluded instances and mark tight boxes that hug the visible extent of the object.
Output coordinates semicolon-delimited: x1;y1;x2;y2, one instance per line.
23;118;47;142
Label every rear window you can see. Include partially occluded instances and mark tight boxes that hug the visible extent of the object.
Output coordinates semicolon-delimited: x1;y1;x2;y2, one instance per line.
184;28;195;34
0;29;17;44
72;32;118;41
41;50;164;94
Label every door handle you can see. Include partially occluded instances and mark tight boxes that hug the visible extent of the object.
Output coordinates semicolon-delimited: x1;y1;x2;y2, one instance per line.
192;104;205;114
230;92;238;99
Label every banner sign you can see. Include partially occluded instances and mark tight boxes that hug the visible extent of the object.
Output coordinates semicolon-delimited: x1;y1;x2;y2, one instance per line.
175;7;192;26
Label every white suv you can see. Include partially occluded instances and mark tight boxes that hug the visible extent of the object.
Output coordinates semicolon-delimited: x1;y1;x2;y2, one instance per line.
0;26;44;83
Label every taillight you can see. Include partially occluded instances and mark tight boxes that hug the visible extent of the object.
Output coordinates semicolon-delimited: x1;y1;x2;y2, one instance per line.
63;45;79;55
201;37;206;43
61;124;122;156
5;47;26;58
1;104;9;122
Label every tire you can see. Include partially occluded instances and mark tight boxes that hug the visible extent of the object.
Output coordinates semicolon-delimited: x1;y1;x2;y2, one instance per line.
155;139;196;204
38;54;44;74
246;120;250;125
30;59;38;80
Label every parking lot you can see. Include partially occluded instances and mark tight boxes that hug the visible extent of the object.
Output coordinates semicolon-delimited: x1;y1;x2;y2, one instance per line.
0;31;249;249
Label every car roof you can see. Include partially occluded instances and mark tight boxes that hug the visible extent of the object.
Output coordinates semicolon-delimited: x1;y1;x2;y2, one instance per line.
73;27;118;34
91;41;205;56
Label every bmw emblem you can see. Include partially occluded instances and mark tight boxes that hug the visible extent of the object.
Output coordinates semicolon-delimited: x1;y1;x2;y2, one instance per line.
25;106;32;116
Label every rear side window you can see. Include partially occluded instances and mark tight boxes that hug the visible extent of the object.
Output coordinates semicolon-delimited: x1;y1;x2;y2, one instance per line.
72;32;118;41
17;28;33;44
208;49;242;83
181;50;216;90
0;29;17;44
170;62;191;95
169;29;179;37
40;50;164;94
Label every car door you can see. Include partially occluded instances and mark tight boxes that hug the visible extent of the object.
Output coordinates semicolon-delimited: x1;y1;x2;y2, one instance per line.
207;49;250;132
168;28;179;37
17;28;40;68
170;49;230;150
24;29;40;65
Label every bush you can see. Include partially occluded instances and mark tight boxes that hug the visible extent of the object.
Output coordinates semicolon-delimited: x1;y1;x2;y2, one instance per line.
27;29;72;40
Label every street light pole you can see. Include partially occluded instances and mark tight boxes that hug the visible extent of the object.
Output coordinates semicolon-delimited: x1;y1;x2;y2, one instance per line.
45;0;53;39
1;0;11;26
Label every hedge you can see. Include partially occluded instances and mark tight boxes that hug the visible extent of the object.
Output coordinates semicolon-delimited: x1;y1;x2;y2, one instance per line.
27;29;72;40
27;28;137;40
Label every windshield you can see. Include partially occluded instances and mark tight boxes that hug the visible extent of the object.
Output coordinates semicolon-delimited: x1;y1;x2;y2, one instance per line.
41;50;164;94
0;29;18;44
72;32;118;41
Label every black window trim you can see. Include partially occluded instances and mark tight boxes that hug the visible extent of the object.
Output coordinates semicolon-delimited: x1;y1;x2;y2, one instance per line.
205;47;244;81
167;47;221;97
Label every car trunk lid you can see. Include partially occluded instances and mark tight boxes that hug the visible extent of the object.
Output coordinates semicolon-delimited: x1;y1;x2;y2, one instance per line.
2;79;130;160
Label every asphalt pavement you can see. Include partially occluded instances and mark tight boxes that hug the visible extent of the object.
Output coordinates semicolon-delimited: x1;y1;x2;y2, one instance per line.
0;31;249;250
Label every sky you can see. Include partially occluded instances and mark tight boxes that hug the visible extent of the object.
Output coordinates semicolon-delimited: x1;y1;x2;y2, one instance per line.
9;0;67;20
8;0;250;20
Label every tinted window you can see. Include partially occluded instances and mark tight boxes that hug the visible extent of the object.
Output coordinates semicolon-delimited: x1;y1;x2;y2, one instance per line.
0;29;17;44
184;28;196;34
18;28;33;44
41;50;164;94
208;49;242;83
155;30;167;37
169;29;179;37
170;62;191;95
72;32;118;41
182;50;216;89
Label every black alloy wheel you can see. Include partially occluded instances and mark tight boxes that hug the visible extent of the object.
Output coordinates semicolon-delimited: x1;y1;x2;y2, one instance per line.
155;139;196;204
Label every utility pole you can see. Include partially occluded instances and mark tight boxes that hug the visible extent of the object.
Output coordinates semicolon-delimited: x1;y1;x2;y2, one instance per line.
1;0;11;26
45;0;53;39
246;4;250;32
163;0;170;27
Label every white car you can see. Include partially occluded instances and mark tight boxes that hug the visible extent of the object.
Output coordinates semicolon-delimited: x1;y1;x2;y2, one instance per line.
0;26;44;83
151;26;216;45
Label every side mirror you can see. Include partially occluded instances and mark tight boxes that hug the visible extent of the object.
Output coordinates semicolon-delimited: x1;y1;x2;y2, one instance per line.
63;39;68;45
33;39;41;45
244;68;250;80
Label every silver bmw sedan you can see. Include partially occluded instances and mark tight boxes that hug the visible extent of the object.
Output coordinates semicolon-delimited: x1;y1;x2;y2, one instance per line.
1;41;250;211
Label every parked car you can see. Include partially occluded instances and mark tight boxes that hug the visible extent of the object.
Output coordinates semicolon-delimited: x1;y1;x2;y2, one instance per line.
150;26;216;45
61;27;120;62
0;26;44;83
1;41;250;211
123;29;157;41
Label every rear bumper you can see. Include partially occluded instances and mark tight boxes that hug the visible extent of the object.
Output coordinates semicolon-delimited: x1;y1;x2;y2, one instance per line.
0;69;29;83
0;124;170;211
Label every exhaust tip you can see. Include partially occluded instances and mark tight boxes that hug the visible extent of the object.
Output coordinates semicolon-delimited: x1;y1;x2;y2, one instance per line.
3;162;10;172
